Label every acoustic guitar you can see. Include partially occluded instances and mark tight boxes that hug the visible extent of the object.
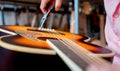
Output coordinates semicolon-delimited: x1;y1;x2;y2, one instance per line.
0;25;116;71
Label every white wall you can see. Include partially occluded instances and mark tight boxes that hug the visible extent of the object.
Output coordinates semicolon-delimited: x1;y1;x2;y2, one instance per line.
0;11;3;25
4;11;16;25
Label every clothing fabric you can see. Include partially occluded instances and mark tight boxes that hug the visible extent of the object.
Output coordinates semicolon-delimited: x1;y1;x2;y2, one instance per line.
104;0;120;70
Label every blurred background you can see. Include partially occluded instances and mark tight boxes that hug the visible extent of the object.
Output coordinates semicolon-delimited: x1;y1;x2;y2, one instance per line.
0;0;106;47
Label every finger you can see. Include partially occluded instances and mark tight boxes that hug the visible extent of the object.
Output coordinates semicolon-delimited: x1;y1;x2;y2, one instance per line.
47;1;55;12
40;0;50;13
55;0;62;11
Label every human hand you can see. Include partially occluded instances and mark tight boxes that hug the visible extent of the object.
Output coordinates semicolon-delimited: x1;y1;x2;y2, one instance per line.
40;0;62;14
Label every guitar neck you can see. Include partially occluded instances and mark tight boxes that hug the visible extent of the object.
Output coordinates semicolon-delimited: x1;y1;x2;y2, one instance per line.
47;39;87;71
46;39;112;71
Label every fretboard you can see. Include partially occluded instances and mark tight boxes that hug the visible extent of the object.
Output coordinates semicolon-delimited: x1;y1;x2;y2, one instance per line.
46;39;112;71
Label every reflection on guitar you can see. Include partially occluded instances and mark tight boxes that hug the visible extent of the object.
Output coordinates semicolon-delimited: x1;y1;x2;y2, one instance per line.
0;25;116;71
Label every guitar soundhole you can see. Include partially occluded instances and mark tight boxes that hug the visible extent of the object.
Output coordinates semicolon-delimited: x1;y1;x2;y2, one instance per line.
37;37;57;41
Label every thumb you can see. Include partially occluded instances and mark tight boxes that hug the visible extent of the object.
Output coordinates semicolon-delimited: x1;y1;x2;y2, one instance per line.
55;0;62;11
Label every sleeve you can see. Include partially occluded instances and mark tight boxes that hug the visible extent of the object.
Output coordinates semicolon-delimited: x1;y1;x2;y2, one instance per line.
104;0;120;17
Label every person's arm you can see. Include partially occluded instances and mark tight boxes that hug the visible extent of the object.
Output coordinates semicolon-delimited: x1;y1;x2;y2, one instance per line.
40;0;62;14
104;0;120;55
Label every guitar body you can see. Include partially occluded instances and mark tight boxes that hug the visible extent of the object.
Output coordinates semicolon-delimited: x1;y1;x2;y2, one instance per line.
0;25;114;57
0;25;115;71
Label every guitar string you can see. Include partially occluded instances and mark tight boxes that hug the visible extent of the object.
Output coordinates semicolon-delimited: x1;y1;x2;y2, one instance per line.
0;25;108;65
46;29;111;70
2;26;112;70
17;28;111;70
58;37;111;69
52;31;112;70
19;28;109;66
57;34;110;64
16;28;113;70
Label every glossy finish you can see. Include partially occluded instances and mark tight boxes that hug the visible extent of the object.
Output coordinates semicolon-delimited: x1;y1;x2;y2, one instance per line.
0;26;113;57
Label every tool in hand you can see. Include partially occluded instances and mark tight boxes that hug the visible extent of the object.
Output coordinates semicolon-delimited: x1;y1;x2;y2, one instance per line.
39;5;55;28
